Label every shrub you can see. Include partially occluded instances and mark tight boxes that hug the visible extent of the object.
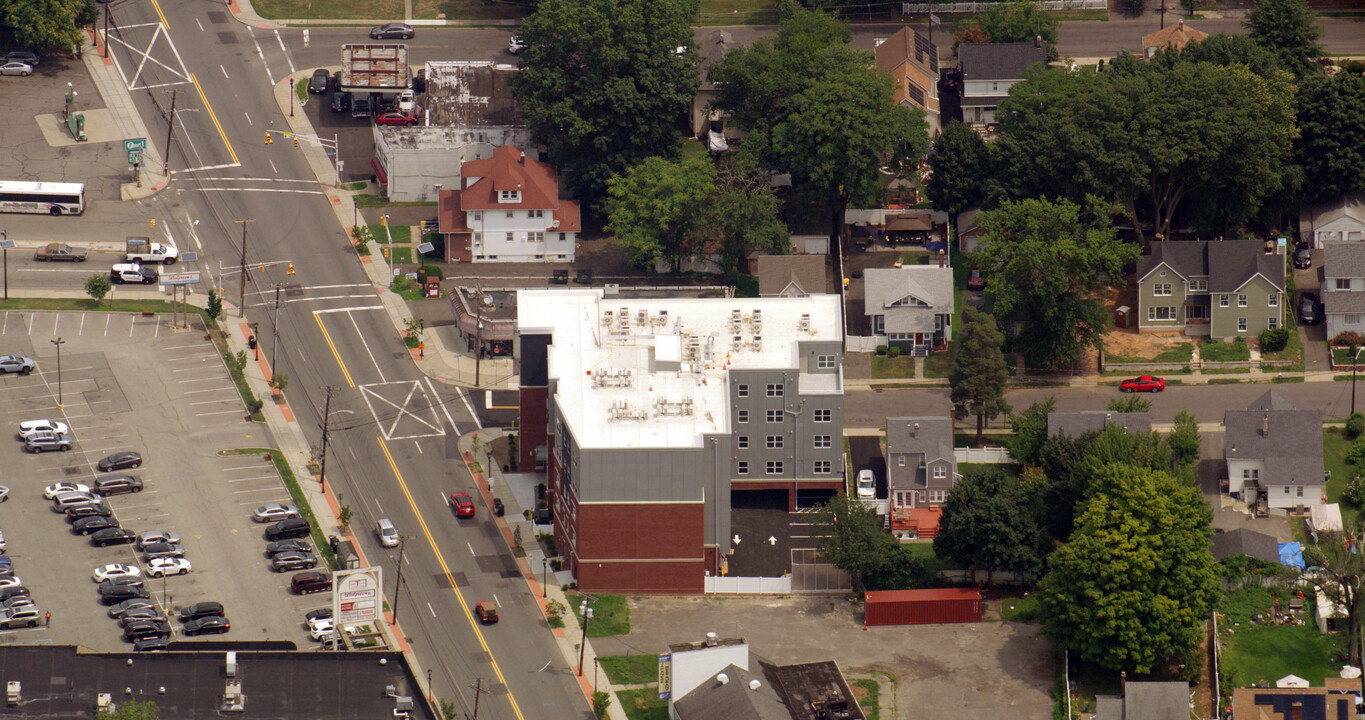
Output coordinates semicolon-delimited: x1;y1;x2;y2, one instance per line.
887;346;902;358
1348;440;1365;466
1341;59;1365;75
1333;331;1363;348
875;345;889;356
1346;474;1365;507
1258;327;1290;353
1349;413;1365;440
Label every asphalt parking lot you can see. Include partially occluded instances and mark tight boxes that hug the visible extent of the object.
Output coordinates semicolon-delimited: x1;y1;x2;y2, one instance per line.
0;311;332;649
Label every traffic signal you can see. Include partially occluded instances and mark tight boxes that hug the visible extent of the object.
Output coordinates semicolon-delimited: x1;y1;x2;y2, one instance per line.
149;219;156;230
265;132;272;145
287;263;295;276
380;215;387;227
293;136;299;148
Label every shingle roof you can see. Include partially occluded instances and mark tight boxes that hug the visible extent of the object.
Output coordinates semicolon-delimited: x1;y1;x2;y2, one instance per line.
459;146;562;211
1047;411;1152;438
1212;528;1282;563
864;266;953;314
1324;243;1365;279
1304;192;1365;229
958;42;1047;82
874;27;938;76
1142;20;1209;52
674;664;790;720
1324;290;1365;314
1123;682;1193;720
753;254;827;297
1139;241;1283;292
1225;391;1324;487
699;30;738;91
886;416;954;473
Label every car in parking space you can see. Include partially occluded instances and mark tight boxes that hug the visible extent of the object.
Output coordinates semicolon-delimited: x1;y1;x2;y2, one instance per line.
98;576;144;591
0;597;34;613
109;264;158;284
271;551;317;573
1293;244;1313;270
330;91;350;113
98;583;150;604
115;607;166;625
290;571;331;594
92;564;142;583
376;519;399;548
265;518;311;541
145;558;192;577
93;475;143;496
307;616;335;640
0;588;28;604
4;51;38;67
0;607;41;629
856;469;876;499
72;516;120;535
108;598;156;618
183;615;230;636
266;539;311;557
122;619;171;642
66;503;112;521
90;528;139;547
369;22;413;39
98;452;143;471
1119;375;1165;393
449;492;475;518
0;577;22;590
307;68;329;94
253;503;300;523
375;111;417;127
0;356;35;375
1300;292;1320;325
0;62;32;77
0;487;9;503
22;421;69;440
133;636;170;651
179;602;224;622
23;432;71;453
137;531;181;549
305;607;332;622
507;36;525;54
141;542;185;560
53;491;98;511
44;482;89;499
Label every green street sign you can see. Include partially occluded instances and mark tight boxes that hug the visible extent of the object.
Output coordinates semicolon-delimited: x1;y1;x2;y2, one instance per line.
128;149;143;165
125;138;146;153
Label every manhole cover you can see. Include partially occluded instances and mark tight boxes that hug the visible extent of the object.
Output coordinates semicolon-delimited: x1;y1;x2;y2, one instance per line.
217;32;238;44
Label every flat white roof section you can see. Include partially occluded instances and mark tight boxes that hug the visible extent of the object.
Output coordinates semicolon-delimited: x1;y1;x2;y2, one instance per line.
518;289;843;450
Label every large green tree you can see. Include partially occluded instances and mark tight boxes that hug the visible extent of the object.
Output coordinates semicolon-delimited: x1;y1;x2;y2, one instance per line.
1304;529;1365;663
1296;73;1365;201
926;120;990;217
2;0;96;53
1167;410;1201;467
815;493;929;592
703;154;789;271
934;467;1046;582
1041;462;1217;673
950;307;1011;446
1245;0;1324;77
604;154;715;270
1007;396;1056;466
1151;32;1286;79
510;0;700;206
956;0;1059;58
975;198;1138;369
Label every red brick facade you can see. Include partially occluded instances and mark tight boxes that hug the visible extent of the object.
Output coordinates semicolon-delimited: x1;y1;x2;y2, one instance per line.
570;502;706;594
517;386;548;472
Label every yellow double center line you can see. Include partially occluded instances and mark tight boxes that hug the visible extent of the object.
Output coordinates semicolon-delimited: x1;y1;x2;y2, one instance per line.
151;0;239;166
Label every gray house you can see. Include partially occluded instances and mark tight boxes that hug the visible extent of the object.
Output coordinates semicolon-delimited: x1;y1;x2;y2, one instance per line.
1047;411;1152;439
1224;390;1324;516
1137;240;1284;340
886;416;957;512
863;266;954;353
1322;243;1365;340
752;254;827;298
958;42;1047;128
1094;681;1191;720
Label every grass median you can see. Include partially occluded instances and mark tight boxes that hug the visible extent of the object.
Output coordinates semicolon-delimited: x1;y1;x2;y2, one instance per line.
223;448;338;569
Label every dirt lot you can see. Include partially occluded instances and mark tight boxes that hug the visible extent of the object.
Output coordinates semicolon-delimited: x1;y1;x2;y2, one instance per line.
593;595;1054;719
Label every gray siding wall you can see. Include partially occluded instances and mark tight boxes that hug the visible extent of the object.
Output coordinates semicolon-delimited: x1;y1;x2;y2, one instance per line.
1211;275;1282;340
1138;264;1189;331
729;368;844;483
795;341;843;374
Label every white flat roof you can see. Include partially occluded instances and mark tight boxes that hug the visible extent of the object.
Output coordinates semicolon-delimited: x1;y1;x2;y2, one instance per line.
518;289;843;450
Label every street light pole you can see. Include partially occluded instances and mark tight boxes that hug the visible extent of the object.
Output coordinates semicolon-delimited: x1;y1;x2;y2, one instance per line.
392;535;407;624
272;284;282;377
233;220;253;318
2;230;8;300
577;597;594;676
542;556;548;598
51;338;65;407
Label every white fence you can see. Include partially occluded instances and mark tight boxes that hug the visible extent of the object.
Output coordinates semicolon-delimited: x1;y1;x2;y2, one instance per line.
954;446;1014;464
705;576;792;594
902;0;1103;10
846;335;882;353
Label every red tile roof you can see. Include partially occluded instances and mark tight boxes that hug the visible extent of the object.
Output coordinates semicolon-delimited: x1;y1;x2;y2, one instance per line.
459;146;563;211
437;189;470;234
556;200;581;232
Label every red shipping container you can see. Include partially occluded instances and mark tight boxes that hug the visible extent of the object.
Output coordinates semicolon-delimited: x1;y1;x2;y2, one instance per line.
864;588;982;626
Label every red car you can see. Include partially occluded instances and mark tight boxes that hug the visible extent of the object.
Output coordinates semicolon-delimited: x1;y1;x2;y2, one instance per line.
1120;375;1165;393
966;268;985;291
449;492;475;518
375;111;417;127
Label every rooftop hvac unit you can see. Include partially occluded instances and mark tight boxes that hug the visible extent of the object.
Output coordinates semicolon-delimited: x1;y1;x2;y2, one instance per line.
604;283;620;298
221;681;245;713
6;681;19;706
225;651;237;677
96;694;113;713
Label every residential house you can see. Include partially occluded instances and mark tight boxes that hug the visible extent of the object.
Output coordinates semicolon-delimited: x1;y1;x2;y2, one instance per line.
1137;240;1284;340
885;416;957;531
688;30;742;146
863;266;954;353
957;42;1047;129
1322;243;1365;340
1300;192;1365;248
1224;390;1325;516
1095;681;1191;720
437;146;581;263
665;635;863;720
957;207;983;253
1231;681;1361;720
1046;411;1151;439
1141;20;1208;59
752;254;828;298
874;27;941;136
1211;528;1281;564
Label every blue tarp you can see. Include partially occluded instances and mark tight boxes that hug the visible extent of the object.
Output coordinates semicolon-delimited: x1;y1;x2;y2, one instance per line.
1279;542;1305;569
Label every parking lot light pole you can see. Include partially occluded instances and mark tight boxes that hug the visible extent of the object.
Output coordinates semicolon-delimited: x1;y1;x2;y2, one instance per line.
51;337;65;407
576;597;594;676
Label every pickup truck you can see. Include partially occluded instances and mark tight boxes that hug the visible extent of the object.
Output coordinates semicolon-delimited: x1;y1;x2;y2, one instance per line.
124;242;178;265
34;243;87;262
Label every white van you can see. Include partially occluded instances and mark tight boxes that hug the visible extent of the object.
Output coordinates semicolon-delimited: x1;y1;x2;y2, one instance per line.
375;519;399;548
52;492;98;512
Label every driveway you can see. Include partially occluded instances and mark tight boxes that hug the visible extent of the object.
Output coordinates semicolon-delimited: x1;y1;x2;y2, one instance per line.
1295;260;1329;371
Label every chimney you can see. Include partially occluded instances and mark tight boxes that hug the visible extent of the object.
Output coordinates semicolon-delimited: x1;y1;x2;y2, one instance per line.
938;249;946;268
519;151;526;165
1035;35;1042;48
912;423;920;438
1262;412;1269;437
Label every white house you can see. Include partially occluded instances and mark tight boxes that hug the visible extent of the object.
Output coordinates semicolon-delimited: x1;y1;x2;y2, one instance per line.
437;146;581;263
1224;390;1325;515
1302;193;1365;248
957;42;1047;128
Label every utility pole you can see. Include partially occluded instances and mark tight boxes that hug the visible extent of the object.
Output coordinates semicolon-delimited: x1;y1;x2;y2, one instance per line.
163;89;177;176
392;535;407;624
272;284;282;377
51;337;65;407
474;284;483;387
2;230;9;300
233;220;253;317
469;678;489;720
319;385;334;492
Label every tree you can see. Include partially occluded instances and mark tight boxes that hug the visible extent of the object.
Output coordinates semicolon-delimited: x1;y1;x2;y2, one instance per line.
950;307;1011;446
1296;73;1365;201
98;700;160;720
926;120;990;216
206;288;223;321
604;154;716;269
815;493;928;592
976;198;1139;368
1040;463;1217;673
974;0;1059;53
1007;397;1056;466
702;154;789;272
84;273;111;304
1106;395;1152;413
934;468;1046;582
1245;0;1324;77
510;0;700;205
1168;410;1201;467
1;0;95;55
1303;530;1365;663
1153;33;1286;79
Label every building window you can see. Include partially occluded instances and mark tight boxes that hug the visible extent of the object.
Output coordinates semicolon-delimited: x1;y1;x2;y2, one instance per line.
471;211;482;221
1269;317;1278;330
817;355;835;369
1148;307;1176;321
929;490;946;503
766;383;784;397
814;460;831;474
505;232;513;242
1284;487;1290;494
897;455;906;467
1297;486;1304;498
532;209;544;218
1238;294;1247;307
1347;314;1363;325
473;232;482;243
1243;468;1259;480
1159;270;1167;277
766;436;784;449
737;461;748;475
738;436;748;450
1238;317;1247;332
1338;279;1352;290
932;466;947;479
529;231;544;243
1268;294;1278;307
1190;279;1207;292
814;409;831;422
766;410;783;423
814;435;831;449
766;461;784;475
738;384;748;398
1220;295;1229;307
1153;283;1171;296
737;410;748;423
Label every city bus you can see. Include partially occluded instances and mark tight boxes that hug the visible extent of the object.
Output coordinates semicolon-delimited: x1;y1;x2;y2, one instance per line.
0;181;86;216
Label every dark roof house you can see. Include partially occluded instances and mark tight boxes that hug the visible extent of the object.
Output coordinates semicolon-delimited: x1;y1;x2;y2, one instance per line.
1211;528;1282;564
1094;681;1191;720
674;661;864;720
1047;411;1152;439
1138;240;1284;294
752;254;828;298
1225;390;1323;488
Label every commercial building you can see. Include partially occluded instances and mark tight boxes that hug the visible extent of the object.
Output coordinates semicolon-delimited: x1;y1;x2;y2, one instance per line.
517;289;845;593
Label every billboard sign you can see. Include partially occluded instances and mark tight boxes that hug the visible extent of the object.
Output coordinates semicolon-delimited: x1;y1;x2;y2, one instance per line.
334;567;383;624
159;271;201;286
658;653;672;699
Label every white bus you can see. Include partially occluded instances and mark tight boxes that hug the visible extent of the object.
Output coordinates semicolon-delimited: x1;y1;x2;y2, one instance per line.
0;181;86;216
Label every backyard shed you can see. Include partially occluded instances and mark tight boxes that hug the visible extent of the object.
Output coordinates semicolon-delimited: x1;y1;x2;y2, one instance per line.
864;588;982;627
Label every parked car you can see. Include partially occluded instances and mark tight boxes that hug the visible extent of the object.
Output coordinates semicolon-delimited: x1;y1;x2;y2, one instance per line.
98;452;143;471
449;492;475;518
330;91;351;113
0;607;41;629
0;356;35;375
1293;244;1313;270
72;516;120;535
290;571;332;594
369;22;414;39
24;432;72;453
252;503;299;522
44;481;88;499
93;475;143;496
122;619;171;641
0;587;30;602
136;530;181;549
1119;375;1166;393
0;61;32;77
1300;292;1320;325
133;636;170;651
183;615;230;636
305;607;333;622
117;607;167;626
92;564;142;583
110;264;158;284
90;528;139;547
265;518;311;541
856;469;876;499
145;558;192;577
98;576;144;590
266;539;312;557
966;268;986;291
375;111;417;126
99;583;150;604
4;51;38;67
33;243;86;262
507;36;525;54
179;602;225;621
308;616;336;641
66;503;112;521
22;420;69;439
141;542;185;560
307;68;329;94
108;598;157;618
271;551;317;572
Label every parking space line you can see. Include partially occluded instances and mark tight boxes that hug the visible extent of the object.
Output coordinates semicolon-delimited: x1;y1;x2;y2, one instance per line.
196;410;244;417
104;314;110;336
227;476;276;483
184;386;236;394
221;464;271;472
79;313;85;334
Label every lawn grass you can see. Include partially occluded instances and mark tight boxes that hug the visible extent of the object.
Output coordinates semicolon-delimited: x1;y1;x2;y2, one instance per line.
615;688;668;720
898;252;933;265
1208;378;1246;385
922;349;953;378
391;277;425;301
341;181;367;191
570;593;630;637
849;678;880;720
1106;342;1193;364
1323;428;1359;528
413;0;532;19
1001;593;1044;623
388;247;413;265
904;542;962;573
1220;587;1346;688
252;0;403;19
599;654;658;685
354;195;437;209
696;0;780;24
1200;339;1251;362
223;448;338;569
1262;316;1303;371
1202;367;1251;374
870;355;915;379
